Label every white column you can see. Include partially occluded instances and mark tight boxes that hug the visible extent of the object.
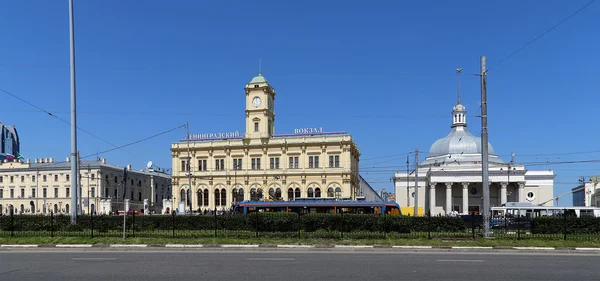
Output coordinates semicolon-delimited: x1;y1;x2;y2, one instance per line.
445;182;453;215
429;183;436;215
500;183;508;205
462;183;469;214
518;182;525;202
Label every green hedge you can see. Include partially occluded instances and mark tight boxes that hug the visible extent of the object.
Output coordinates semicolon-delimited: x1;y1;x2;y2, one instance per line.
0;213;466;234
531;217;600;234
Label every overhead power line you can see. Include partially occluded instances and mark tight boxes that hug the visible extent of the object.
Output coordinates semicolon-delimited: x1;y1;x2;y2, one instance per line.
0;86;137;158
492;0;597;70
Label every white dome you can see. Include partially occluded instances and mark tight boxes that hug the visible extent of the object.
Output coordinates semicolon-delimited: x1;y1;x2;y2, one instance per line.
421;126;504;165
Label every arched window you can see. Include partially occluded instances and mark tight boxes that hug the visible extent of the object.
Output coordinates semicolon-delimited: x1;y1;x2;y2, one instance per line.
275;188;282;200
232;188;238;203
295;188;301;198
327;187;334;197
197;190;203;206
221;189;227;206
53;204;58;214
269;188;275;199
180;189;186;203
238;188;244;202
20;204;25;214
315;188;321;198
203;189;209;206
287;188;294;201
214;189;221;206
257;189;263;200
65;204;69;214
308;188;314;198
251;188;258;201
335;187;342;199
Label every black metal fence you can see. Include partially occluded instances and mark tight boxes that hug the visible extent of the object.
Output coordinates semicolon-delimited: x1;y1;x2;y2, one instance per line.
1;211;599;240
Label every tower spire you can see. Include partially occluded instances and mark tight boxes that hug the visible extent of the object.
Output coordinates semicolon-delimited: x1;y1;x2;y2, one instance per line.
259;58;262;75
456;67;462;104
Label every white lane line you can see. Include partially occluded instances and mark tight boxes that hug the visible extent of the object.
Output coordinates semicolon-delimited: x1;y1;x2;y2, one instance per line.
72;258;117;261
451;246;493;249
221;245;259;248
277;245;314;248
248;258;296;261
109;244;147;248
334;245;374;248
165;244;204;248
392;246;433;249
437;259;484;262
1;245;38;248
56;244;93;248
575;248;600;251
514;247;554;250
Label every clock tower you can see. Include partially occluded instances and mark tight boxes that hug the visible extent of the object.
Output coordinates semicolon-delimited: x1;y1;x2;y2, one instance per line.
244;73;275;140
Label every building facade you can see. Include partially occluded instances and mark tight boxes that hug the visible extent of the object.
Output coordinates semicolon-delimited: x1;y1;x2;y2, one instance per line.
394;91;555;216
0;157;171;215
170;73;360;213
0;122;20;161
574;177;600;207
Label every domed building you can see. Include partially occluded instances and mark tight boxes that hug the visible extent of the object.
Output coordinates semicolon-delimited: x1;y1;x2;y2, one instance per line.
393;84;555;216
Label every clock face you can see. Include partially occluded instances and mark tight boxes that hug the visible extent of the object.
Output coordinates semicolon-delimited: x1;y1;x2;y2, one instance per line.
252;97;261;107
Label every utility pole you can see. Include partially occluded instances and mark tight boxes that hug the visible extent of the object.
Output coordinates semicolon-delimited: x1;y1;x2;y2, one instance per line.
480;56;490;238
87;165;90;215
413;149;419;216
406;155;410;207
122;167;128;240
186;122;193;214
68;0;78;224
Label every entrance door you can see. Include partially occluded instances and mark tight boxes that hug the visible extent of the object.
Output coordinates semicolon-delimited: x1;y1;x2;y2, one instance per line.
468;205;480;215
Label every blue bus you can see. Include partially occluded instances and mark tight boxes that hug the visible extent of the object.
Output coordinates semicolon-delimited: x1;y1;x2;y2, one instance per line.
233;199;401;215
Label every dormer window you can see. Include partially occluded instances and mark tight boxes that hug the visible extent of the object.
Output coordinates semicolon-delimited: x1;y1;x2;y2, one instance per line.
254;85;259;88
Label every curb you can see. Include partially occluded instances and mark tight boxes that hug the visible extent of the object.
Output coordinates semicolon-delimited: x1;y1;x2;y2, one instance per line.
55;244;93;248
109;244;148;248
1;244;600;252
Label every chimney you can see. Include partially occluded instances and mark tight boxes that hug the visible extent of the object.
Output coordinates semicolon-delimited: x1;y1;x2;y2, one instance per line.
101;158;106;164
34;158;38;164
26;158;30;164
49;157;54;163
66;157;70;163
44;158;48;163
127;164;132;170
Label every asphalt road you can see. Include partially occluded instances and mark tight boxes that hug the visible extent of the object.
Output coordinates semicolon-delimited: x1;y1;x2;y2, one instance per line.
0;250;598;281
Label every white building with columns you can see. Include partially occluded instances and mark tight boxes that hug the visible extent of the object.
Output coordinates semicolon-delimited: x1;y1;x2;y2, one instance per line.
394;91;555;216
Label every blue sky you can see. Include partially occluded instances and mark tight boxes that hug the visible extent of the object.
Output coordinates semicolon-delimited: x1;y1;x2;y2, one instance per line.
0;1;598;206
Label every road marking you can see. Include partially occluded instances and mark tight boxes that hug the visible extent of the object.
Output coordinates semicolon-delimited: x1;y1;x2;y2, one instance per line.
221;244;259;248
392;246;433;249
277;245;314;248
56;244;93;248
165;244;204;248
451;246;493;249
514;247;554;250
109;244;147;248
436;259;484;262
72;258;117;261
576;248;600;251
334;245;374;248
248;258;296;261
1;245;38;248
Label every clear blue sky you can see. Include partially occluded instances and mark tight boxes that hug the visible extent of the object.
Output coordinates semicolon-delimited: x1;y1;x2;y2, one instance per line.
0;1;598;206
